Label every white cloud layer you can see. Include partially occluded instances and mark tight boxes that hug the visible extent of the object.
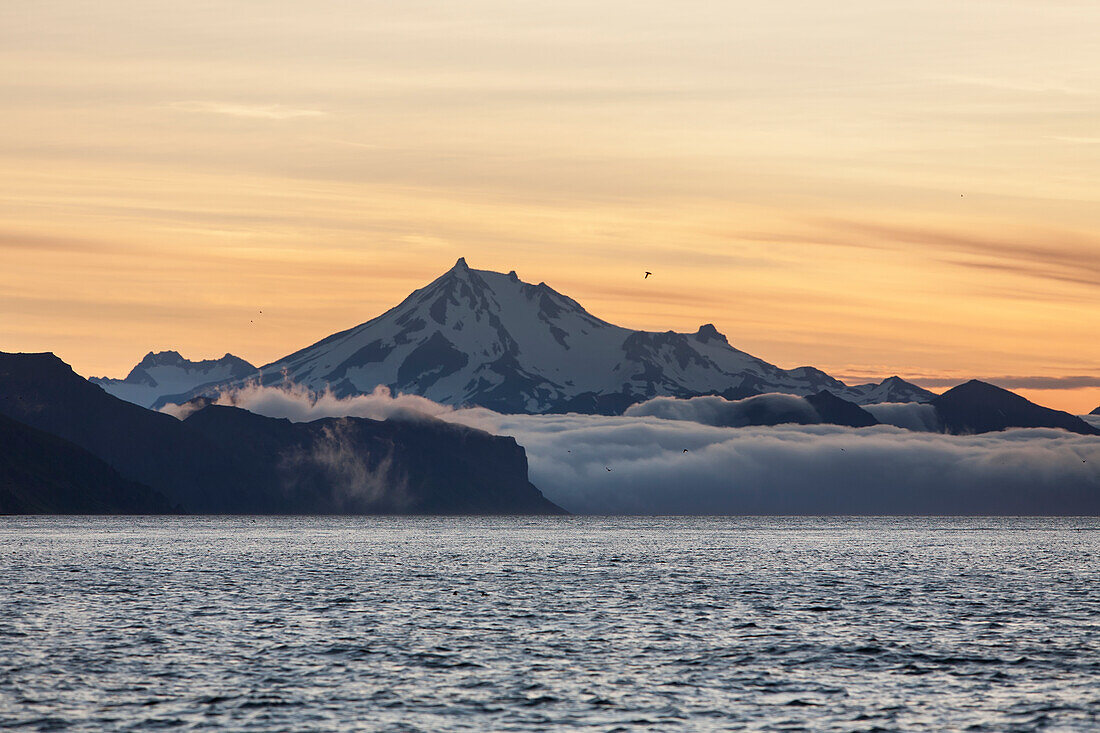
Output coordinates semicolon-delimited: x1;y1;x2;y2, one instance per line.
863;402;941;432
165;386;1100;515
623;393;819;427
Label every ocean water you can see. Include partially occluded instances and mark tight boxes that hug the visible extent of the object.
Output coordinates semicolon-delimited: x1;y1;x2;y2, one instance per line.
1;517;1098;731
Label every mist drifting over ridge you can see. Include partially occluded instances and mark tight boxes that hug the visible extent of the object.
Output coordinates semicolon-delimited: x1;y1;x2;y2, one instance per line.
168;384;1100;515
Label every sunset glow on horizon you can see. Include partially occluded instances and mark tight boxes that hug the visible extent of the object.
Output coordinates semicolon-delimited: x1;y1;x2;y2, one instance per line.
2;1;1098;412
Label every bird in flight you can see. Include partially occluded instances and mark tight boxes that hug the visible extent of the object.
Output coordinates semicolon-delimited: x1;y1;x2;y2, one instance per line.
683;449;689;453
644;271;652;279
605;467;612;472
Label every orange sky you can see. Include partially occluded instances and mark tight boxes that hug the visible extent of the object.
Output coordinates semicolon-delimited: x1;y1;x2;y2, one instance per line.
1;2;1098;413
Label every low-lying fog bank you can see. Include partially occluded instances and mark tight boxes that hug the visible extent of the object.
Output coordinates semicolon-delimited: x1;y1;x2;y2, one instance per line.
166;385;1100;515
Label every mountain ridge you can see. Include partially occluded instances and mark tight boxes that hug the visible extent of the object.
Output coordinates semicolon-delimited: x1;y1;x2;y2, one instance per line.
932;380;1099;436
91;351;256;409
114;259;935;413
0;351;564;514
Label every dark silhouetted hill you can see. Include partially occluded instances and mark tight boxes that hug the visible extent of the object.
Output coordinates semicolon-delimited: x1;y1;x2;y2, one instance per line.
932;380;1100;436
0;352;563;514
182;404;561;514
0;351;256;511
0;412;175;514
805;391;880;428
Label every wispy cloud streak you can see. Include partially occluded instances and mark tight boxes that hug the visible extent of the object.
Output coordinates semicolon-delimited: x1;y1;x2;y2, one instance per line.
821;219;1100;290
914;376;1100;391
168;101;326;119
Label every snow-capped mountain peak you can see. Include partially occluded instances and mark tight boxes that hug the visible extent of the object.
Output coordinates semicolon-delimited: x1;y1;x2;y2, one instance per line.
91;351;256;408
95;260;936;412
224;259;934;413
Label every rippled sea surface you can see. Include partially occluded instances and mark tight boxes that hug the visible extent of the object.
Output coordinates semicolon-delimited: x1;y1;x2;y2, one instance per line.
2;517;1099;731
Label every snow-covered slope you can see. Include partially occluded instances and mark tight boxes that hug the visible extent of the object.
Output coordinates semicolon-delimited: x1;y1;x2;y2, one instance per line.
91;351;256;408
174;258;932;413
839;376;937;405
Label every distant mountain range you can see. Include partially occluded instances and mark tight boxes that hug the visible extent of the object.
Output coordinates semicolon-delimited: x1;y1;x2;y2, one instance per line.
625;382;1098;436
2;352;562;515
91;351;256;409
94;259;935;413
11;259;1091;515
2;350;1095;515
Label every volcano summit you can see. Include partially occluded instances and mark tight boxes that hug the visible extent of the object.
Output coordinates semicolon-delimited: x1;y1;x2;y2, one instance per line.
104;259;934;413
